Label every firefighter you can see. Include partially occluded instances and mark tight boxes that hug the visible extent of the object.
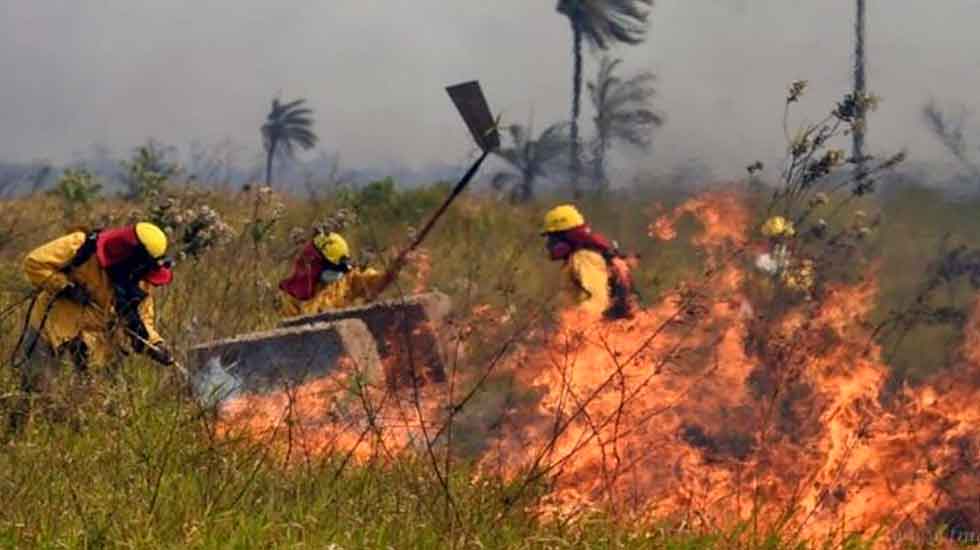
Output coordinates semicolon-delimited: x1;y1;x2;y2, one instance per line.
755;216;794;275
17;222;177;395
757;215;815;294
278;232;392;317
541;204;638;319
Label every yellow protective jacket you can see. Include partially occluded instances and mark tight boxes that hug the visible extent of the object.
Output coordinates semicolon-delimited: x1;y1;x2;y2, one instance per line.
559;249;611;317
23;232;164;367
279;267;387;318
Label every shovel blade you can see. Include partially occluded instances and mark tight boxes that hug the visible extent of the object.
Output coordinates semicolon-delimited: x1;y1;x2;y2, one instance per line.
446;81;499;152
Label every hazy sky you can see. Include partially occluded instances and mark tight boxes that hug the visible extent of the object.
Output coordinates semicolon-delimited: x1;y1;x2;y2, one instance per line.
2;1;979;180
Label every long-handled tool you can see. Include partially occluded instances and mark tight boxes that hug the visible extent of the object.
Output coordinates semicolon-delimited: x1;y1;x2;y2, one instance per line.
373;81;500;297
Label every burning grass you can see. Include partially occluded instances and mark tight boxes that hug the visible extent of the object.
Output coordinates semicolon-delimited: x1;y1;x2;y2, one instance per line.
215;356;447;465
173;191;980;548
1;184;980;548
479;193;979;548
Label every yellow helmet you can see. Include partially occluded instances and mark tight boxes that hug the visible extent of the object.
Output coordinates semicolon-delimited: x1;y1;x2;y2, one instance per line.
313;232;350;265
542;204;586;235
761;216;795;238
135;222;168;259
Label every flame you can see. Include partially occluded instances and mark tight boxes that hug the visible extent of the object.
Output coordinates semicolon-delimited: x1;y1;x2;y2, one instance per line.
484;191;980;547
649;215;677;242
216;355;445;464
214;190;980;547
647;193;749;249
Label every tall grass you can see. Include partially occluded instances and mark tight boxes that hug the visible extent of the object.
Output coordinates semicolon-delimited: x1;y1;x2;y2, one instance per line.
0;178;974;548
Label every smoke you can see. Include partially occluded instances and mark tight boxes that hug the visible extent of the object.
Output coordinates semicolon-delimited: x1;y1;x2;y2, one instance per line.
2;1;980;182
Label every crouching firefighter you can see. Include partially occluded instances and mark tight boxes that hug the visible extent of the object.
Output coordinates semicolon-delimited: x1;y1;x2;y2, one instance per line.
16;222;177;396
278;232;396;318
541;204;639;319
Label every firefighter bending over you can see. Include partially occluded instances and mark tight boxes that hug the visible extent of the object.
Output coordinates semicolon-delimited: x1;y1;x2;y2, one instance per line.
18;222;177;394
279;232;396;318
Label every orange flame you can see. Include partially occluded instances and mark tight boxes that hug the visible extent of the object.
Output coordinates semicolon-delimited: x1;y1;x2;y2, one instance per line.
484;192;980;547
216;191;980;547
216;356;445;465
647;193;749;249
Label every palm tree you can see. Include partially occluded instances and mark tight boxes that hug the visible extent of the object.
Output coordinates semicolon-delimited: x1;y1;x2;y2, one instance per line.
261;98;318;188
556;0;653;197
852;0;867;168
589;56;663;190
491;122;570;203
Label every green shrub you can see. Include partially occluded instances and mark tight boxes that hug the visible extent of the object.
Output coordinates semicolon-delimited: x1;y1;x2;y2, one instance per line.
120;142;181;201
49;168;103;219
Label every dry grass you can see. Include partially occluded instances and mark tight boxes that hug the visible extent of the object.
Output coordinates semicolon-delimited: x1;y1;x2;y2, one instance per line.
0;179;974;548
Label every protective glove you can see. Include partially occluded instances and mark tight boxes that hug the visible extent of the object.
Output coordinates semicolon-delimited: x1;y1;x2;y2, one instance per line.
146;342;176;367
62;284;92;306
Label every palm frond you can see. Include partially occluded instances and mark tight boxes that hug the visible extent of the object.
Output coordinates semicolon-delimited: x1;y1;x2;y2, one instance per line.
605;74;656;108
286;126;318;144
280;112;314;126
489;120;572;201
262;96;319;182
559;0;653;50
535;123;572;160
276;98;308;114
587;54;662;188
